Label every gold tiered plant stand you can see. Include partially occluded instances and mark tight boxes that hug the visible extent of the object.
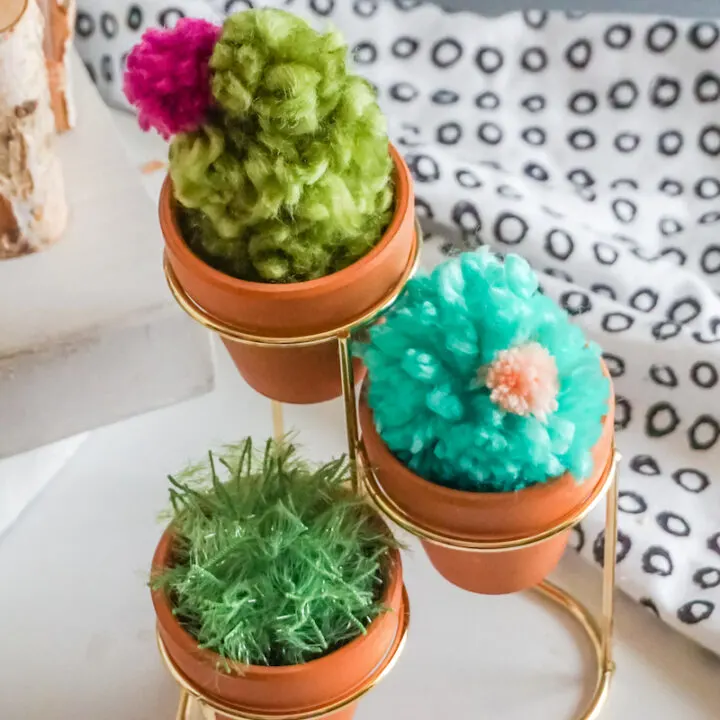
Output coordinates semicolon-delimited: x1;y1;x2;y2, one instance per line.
163;223;620;720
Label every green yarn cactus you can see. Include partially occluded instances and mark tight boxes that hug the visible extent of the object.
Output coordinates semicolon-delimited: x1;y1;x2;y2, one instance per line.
170;9;394;283
153;437;398;666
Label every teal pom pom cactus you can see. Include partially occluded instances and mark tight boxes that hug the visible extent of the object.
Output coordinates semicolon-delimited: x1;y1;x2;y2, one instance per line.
359;249;611;493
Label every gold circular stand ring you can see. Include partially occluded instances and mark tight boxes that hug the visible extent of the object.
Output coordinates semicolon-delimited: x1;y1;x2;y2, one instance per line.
163;221;423;348
357;445;619;720
159;587;410;720
534;580;614;720
357;444;619;552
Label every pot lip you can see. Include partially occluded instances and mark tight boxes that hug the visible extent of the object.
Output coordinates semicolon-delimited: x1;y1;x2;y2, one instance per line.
151;525;404;679
160;143;410;295
358;362;615;508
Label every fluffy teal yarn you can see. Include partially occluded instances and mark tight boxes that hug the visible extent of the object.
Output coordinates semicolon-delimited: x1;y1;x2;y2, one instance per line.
358;249;611;493
170;9;393;283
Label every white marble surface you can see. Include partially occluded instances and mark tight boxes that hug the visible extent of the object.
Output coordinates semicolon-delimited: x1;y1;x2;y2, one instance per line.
0;344;718;720
0;55;214;458
0;433;86;538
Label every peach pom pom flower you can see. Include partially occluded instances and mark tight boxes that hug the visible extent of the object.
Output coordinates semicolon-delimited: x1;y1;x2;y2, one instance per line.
484;342;559;423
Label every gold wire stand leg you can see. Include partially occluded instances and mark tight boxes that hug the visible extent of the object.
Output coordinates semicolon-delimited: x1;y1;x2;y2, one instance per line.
177;689;191;720
337;333;360;493
601;465;619;674
271;400;285;443
356;438;621;720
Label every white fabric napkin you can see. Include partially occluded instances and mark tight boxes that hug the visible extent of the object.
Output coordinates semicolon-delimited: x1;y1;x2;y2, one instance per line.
74;0;720;655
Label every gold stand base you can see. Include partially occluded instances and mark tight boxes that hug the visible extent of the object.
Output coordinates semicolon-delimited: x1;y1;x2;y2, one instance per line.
534;580;614;720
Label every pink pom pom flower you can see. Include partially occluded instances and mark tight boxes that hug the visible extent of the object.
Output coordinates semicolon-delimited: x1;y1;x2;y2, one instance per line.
123;18;221;139
484;342;560;423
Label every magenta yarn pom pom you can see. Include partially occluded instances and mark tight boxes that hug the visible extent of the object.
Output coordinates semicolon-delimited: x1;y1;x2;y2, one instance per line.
123;18;221;139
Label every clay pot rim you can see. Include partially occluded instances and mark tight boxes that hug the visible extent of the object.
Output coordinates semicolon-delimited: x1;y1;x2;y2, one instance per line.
160;143;409;296
151;525;404;679
359;361;614;510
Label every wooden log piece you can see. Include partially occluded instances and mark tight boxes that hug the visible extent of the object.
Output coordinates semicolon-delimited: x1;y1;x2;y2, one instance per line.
0;0;67;259
39;0;76;132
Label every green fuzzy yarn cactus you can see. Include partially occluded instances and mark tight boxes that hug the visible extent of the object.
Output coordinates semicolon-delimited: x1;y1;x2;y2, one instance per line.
153;438;398;666
170;9;394;283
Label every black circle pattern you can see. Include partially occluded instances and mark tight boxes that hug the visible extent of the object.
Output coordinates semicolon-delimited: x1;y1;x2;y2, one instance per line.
694;568;720;589
128;5;143;31
672;468;710;494
476;47;503;74
392;37;419;58
566;38;592;69
678;601;715;624
646;402;681;438
630;454;661;475
618;491;647;514
432;38;463;68
657;511;691;537
76;11;95;38
614;396;632;431
309;0;334;16
688;415;720;450
695;71;720;103
605;24;633;49
158;8;185;28
451;201;481;235
521;94;546;113
494;213;528;245
593;530;632;566
649;364;677;387
389;82;419;102
643;546;674;576
476;92;500;110
432;89;460;105
353;41;377;64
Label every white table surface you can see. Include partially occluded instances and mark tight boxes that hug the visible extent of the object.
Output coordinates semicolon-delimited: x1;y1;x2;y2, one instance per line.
1;108;719;720
0;342;719;720
0;57;213;458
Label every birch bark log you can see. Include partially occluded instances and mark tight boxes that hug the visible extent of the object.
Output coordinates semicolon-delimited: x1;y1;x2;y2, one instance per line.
39;0;76;133
0;0;67;259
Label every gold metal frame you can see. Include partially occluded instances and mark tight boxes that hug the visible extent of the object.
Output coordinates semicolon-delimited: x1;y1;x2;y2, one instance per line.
163;222;619;720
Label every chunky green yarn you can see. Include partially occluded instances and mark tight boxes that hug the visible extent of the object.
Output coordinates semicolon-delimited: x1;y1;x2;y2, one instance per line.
153;438;398;666
170;9;393;282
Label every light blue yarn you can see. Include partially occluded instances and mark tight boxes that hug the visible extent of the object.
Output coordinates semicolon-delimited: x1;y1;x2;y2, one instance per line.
357;249;610;493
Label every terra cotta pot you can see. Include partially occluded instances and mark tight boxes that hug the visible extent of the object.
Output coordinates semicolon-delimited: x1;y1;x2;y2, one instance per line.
359;377;615;595
151;528;406;720
160;144;417;404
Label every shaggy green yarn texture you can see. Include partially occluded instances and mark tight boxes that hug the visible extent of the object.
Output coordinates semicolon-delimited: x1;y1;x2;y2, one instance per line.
153;438;397;666
170;9;394;283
